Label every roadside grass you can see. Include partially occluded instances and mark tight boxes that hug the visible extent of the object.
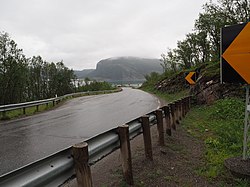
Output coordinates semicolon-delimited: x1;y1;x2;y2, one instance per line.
0;102;55;120
142;83;249;186
141;86;189;103
181;98;250;186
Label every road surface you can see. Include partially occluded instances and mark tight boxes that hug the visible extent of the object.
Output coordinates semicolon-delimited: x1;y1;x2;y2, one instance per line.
0;88;159;176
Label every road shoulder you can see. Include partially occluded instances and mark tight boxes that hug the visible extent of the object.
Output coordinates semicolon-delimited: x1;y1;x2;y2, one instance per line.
63;121;213;186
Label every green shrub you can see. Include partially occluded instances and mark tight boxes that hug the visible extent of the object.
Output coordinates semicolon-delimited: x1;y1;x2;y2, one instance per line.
78;81;115;92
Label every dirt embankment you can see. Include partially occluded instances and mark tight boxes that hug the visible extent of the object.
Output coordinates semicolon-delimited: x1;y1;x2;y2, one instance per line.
155;62;244;105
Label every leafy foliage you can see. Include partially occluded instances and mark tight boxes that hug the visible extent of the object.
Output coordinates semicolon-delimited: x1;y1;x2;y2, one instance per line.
0;32;76;104
141;72;162;90
77;80;114;92
161;0;250;72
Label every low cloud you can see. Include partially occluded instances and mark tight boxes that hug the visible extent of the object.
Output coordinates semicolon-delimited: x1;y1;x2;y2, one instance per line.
0;0;207;70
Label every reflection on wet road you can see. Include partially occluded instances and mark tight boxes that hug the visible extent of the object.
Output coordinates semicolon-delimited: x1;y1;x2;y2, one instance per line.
0;88;159;175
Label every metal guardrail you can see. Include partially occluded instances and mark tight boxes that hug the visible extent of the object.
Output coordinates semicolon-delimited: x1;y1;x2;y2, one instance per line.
0;96;191;187
0;98;55;112
0;89;121;113
0;112;157;187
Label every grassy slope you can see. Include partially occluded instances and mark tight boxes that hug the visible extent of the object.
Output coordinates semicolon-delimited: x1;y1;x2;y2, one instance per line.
142;86;249;186
141;86;189;103
182;98;249;186
140;61;250;186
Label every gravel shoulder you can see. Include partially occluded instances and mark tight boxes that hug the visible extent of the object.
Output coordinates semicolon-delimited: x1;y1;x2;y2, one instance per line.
63;118;215;187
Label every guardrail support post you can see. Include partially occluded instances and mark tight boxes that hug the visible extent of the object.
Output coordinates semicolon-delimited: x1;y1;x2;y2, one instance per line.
179;100;182;121
155;109;164;146
169;103;176;130
183;98;186;116
174;101;180;125
23;107;26;115
141;115;153;160
181;98;185;118
178;100;182;120
188;96;191;111
185;97;188;115
181;99;184;117
118;124;134;185
72;142;93;187
36;105;39;112
164;106;171;136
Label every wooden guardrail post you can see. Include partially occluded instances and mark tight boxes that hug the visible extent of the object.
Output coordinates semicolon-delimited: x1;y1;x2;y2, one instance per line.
188;96;191;111
23;107;26;115
141;115;153;160
36;105;39;112
169;103;176;130
174;101;180;125
72;142;93;187
155;109;164;146
185;97;189;115
178;100;182;120
181;98;185;118
164;106;171;136
118;124;134;185
183;98;187;116
176;100;182;121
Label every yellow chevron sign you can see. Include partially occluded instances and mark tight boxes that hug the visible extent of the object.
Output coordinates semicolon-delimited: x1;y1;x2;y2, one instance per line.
221;22;250;84
185;72;196;85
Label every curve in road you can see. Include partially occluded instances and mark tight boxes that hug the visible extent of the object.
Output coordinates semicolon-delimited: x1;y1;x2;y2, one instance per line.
0;88;159;175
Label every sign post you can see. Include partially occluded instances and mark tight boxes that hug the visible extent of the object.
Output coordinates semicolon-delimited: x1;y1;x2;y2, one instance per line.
243;86;250;159
221;22;250;159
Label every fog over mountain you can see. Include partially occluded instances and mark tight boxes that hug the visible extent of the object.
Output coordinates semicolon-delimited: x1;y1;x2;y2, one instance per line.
74;69;95;78
74;57;163;83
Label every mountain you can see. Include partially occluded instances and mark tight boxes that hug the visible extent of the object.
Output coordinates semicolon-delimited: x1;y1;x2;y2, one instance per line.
74;69;94;78
74;57;163;83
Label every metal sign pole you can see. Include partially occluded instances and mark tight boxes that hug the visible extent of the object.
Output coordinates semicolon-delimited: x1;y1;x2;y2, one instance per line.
243;85;250;160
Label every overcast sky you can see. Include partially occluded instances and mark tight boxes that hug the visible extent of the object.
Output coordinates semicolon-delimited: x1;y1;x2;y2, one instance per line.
0;0;208;70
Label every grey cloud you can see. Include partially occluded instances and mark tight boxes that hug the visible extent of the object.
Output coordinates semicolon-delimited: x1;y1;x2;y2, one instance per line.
0;0;208;70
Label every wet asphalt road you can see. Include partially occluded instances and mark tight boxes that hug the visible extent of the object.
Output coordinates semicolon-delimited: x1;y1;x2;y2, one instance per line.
0;88;159;176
